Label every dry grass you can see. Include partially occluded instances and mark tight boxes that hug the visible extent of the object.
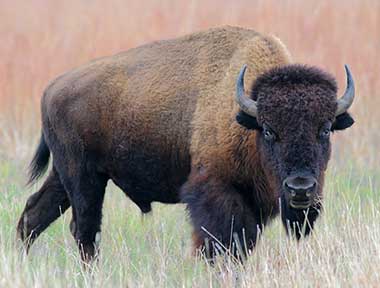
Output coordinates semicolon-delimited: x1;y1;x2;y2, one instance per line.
0;0;379;166
0;0;379;287
1;162;379;287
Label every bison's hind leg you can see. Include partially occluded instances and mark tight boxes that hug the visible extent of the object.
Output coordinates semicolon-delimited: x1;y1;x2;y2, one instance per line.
56;160;109;263
17;168;70;252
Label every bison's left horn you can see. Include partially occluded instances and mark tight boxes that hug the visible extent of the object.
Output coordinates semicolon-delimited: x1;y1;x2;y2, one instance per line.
236;65;258;117
336;65;355;116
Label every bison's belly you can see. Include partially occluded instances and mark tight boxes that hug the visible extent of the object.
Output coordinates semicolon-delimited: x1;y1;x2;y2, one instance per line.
108;143;191;210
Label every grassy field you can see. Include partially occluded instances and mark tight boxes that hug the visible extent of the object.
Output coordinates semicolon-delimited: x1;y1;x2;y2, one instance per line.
0;0;379;287
1;158;379;286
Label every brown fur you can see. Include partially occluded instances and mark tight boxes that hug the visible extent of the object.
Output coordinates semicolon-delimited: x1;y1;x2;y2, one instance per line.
43;26;289;178
17;26;353;262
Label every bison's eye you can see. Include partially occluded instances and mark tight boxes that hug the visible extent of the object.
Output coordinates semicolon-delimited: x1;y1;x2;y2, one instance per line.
263;124;276;142
319;122;332;140
321;129;330;138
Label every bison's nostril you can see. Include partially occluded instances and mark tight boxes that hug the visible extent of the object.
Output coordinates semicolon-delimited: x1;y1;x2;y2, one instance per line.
284;174;317;198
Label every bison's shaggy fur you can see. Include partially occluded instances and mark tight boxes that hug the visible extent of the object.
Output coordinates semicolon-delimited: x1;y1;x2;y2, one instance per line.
17;26;354;262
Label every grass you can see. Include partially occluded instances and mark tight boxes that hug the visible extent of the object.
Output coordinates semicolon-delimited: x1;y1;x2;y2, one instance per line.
1;160;379;287
0;0;379;287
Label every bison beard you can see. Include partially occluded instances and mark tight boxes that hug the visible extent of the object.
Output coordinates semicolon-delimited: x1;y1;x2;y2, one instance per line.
181;168;320;260
280;196;322;239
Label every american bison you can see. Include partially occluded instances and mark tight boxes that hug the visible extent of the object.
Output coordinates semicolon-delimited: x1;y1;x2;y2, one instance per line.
17;26;355;262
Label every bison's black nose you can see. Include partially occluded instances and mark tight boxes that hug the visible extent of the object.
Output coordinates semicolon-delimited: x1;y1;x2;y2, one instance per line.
283;175;317;209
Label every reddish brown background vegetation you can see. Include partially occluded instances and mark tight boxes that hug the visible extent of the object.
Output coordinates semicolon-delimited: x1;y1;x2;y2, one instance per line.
1;0;379;168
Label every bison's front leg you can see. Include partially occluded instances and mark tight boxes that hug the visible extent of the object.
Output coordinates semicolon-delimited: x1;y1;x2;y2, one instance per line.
281;196;321;239
181;174;258;261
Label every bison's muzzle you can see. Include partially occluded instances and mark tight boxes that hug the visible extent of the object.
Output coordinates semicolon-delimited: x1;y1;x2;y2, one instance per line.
283;174;317;209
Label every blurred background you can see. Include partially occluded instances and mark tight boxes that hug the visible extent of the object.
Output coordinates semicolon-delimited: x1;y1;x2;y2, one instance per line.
0;0;379;170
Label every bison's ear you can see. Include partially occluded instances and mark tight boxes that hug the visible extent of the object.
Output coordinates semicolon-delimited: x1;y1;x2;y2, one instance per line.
236;111;262;130
331;112;354;131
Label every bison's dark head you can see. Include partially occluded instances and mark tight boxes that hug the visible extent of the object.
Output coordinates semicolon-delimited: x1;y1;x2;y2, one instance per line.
235;64;355;211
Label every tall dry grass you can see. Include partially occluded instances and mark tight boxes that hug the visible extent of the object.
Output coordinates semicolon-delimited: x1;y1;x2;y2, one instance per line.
0;0;379;167
0;160;378;287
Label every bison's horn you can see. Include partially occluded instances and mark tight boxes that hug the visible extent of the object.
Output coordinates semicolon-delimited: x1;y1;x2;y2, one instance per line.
336;65;355;116
236;65;258;117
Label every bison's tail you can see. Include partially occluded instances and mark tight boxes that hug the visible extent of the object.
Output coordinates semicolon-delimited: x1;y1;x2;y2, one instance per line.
28;132;50;185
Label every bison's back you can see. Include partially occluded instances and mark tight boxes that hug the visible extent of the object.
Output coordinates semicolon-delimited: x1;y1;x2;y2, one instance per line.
44;27;256;145
40;26;290;203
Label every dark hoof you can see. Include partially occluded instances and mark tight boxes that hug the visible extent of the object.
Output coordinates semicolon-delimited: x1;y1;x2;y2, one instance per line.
16;212;35;252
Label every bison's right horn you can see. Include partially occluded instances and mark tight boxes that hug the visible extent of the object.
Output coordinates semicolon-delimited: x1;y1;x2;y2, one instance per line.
336;65;355;116
236;65;258;118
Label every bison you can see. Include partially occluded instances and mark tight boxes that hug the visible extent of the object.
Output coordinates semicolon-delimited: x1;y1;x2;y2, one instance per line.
17;26;355;262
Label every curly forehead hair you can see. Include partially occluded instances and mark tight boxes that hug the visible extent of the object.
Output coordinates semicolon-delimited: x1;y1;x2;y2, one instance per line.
250;65;338;101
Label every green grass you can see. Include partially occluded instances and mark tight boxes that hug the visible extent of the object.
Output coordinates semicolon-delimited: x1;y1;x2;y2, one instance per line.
0;158;379;287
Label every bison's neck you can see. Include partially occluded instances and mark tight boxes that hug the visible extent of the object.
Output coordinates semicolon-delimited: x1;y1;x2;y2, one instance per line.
189;117;279;216
227;124;279;214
